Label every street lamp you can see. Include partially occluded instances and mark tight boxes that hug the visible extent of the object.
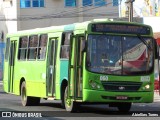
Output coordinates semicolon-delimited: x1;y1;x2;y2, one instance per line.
125;0;135;22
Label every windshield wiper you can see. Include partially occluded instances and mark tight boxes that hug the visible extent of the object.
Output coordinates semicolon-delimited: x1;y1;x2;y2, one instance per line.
137;35;152;51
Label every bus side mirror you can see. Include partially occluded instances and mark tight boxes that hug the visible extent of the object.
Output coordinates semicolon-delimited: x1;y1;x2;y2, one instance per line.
154;39;159;59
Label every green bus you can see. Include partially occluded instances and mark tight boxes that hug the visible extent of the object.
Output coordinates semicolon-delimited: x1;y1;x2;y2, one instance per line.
3;19;156;112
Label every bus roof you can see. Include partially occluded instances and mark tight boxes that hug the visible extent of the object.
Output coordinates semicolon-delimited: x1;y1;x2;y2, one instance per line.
6;20;90;37
6;18;152;38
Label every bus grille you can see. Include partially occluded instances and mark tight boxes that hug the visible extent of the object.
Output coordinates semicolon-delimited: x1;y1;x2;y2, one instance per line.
101;81;142;92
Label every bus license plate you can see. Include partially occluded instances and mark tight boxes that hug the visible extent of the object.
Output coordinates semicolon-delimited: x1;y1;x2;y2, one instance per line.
116;96;128;100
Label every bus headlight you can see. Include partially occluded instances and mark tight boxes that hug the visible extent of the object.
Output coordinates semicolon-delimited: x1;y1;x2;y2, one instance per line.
89;80;100;89
144;84;150;90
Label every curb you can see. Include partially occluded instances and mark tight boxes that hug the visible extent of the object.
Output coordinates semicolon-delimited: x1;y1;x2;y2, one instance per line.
154;92;160;102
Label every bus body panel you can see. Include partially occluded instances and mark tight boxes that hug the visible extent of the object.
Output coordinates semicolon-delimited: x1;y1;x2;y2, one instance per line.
3;62;9;92
13;61;47;97
3;19;155;110
83;89;153;103
60;60;69;83
82;70;154;103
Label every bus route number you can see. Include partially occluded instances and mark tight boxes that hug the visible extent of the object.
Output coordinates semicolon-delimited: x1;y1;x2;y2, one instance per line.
100;76;108;81
141;76;150;82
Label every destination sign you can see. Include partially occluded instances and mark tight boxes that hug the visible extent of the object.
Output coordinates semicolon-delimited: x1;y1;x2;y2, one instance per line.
91;23;151;35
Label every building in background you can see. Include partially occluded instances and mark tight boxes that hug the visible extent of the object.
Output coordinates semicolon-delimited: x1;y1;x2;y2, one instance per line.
0;0;160;35
0;42;4;80
0;0;159;35
0;0;119;35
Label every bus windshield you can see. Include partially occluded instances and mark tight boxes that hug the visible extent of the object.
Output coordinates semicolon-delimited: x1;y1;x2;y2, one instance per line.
86;34;154;75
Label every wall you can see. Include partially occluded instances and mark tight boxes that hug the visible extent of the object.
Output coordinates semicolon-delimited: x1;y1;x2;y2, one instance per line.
17;0;119;30
3;0;18;33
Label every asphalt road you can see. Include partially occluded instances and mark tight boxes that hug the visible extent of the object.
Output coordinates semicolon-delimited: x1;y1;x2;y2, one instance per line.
0;82;160;120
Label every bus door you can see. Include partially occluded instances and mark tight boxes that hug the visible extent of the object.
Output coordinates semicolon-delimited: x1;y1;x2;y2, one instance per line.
68;35;85;100
8;40;17;93
47;38;58;97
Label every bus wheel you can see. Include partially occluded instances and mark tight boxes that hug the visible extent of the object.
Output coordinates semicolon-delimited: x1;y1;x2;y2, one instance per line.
117;102;131;112
64;86;78;112
21;81;30;106
21;81;40;106
61;84;67;108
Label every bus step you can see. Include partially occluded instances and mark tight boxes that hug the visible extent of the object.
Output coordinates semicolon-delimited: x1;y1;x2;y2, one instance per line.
47;97;55;100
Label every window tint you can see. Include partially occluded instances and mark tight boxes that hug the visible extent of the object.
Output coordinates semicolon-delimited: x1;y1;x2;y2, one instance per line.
113;0;118;6
82;0;106;7
33;0;44;7
38;34;48;60
83;0;92;6
20;0;44;8
28;35;38;60
94;0;106;6
18;36;28;60
60;33;72;59
5;38;10;61
65;0;76;7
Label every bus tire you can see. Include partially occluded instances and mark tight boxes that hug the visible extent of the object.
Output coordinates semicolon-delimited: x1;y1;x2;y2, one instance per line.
64;86;78;112
61;87;66;109
31;97;40;106
61;81;67;108
117;102;131;112
21;81;40;106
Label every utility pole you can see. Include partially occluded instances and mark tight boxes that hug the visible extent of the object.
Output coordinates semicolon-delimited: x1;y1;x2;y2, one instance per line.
125;0;135;22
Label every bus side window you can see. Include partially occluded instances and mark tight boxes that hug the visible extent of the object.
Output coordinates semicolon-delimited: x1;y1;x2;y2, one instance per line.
38;34;48;60
28;35;38;60
18;36;28;60
60;32;72;59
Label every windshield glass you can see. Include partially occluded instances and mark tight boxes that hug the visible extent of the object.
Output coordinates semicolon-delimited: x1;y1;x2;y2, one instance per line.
86;35;153;75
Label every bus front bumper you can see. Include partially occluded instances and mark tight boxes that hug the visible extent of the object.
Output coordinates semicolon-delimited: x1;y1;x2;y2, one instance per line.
83;89;154;103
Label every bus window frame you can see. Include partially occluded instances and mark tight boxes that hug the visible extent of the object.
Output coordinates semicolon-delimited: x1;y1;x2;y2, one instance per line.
60;32;73;59
18;36;29;61
5;37;10;61
27;35;39;61
37;34;48;61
